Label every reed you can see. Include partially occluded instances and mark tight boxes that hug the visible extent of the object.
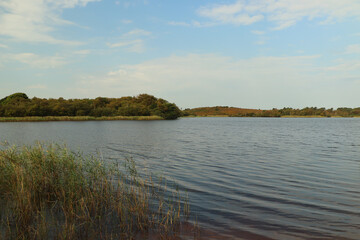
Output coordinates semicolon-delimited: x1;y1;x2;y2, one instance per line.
0;115;164;122
0;142;192;239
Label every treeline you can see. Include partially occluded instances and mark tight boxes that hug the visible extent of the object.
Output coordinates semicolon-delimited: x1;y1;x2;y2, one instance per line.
262;107;360;117
182;106;262;117
2;93;359;120
183;106;360;117
0;93;181;120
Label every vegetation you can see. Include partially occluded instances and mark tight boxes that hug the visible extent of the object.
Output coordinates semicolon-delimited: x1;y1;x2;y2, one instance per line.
0;116;163;122
0;142;193;239
0;93;181;120
182;107;262;117
2;92;359;120
183;106;360;118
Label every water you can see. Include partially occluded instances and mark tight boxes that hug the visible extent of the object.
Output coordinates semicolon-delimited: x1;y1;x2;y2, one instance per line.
1;118;359;239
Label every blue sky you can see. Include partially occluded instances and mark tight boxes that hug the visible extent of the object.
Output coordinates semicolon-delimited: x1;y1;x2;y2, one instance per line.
0;0;359;109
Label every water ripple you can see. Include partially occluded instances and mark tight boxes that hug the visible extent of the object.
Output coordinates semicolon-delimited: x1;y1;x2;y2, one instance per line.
1;118;360;239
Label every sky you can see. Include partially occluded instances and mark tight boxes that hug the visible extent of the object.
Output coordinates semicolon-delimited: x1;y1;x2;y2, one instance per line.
0;0;359;109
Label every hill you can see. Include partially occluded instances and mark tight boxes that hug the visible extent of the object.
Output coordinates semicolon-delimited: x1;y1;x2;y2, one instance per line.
183;106;360;118
183;106;262;117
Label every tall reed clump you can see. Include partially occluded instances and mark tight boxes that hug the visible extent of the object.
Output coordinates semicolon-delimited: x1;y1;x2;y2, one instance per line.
0;142;191;239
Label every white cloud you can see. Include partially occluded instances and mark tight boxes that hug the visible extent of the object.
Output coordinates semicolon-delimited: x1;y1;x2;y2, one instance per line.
345;44;360;54
107;39;144;53
198;0;360;29
73;53;358;109
108;40;141;48
0;0;100;44
326;59;360;72
107;29;151;53
8;53;67;68
122;29;151;37
198;2;264;25
0;43;8;48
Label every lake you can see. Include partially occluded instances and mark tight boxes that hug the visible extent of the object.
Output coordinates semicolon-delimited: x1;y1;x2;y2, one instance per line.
0;117;359;239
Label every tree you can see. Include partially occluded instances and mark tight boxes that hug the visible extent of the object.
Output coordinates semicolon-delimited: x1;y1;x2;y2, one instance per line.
0;93;29;105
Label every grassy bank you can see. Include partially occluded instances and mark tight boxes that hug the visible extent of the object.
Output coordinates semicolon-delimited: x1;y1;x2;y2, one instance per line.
279;115;350;118
0;143;192;239
183;115;352;118
0;115;163;122
181;115;230;118
280;115;327;118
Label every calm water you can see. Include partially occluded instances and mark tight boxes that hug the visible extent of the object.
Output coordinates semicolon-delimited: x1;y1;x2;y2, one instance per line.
1;118;359;239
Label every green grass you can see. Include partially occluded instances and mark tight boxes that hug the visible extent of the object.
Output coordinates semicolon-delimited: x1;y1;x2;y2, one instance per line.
0;142;192;239
0;116;164;122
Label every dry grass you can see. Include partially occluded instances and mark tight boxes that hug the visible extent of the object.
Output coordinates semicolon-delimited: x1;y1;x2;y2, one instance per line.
0;142;192;239
0;116;163;122
280;115;327;118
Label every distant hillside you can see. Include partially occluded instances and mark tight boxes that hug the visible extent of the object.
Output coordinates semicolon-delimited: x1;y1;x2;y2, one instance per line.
183;106;262;117
183;106;360;118
0;93;181;120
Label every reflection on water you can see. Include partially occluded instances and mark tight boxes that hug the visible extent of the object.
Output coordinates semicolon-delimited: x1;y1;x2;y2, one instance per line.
1;118;360;239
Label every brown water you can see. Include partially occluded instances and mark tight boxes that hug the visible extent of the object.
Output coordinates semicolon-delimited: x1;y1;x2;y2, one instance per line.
1;118;359;239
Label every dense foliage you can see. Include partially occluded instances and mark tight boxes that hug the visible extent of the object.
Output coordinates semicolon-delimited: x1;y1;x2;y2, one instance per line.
0;93;181;120
183;106;360;117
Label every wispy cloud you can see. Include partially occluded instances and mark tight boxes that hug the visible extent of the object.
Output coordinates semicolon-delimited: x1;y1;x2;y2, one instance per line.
73;54;353;108
108;39;144;53
198;2;264;26
107;29;151;53
326;59;360;72
0;0;100;44
8;53;67;68
197;0;360;29
0;43;8;48
122;29;151;37
345;44;360;54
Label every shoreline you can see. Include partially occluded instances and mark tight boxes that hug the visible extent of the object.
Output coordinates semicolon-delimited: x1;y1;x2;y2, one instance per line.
1;115;359;122
182;115;356;118
0;115;164;122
